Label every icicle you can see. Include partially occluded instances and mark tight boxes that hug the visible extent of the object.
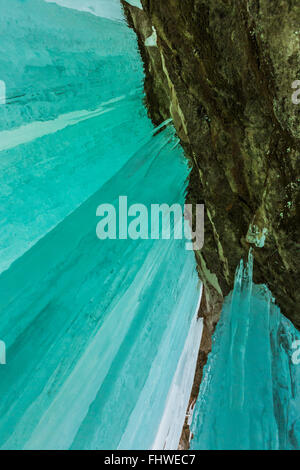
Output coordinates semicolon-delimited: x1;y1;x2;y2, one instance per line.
191;251;300;450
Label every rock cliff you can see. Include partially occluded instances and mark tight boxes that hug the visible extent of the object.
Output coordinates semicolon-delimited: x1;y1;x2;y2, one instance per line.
122;0;300;331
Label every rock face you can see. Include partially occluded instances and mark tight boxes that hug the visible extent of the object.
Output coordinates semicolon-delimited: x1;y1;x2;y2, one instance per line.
122;0;300;330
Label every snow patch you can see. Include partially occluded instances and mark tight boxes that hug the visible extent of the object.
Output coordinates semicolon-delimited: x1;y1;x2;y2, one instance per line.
0;81;6;105
246;223;268;248
145;27;157;47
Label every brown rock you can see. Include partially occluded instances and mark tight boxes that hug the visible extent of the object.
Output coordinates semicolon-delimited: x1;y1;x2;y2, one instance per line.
122;0;300;330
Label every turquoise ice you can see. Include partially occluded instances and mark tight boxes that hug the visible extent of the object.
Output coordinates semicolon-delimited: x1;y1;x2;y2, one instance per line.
0;125;201;450
1;0;298;451
44;0;124;20
0;0;201;449
191;251;300;450
0;0;152;273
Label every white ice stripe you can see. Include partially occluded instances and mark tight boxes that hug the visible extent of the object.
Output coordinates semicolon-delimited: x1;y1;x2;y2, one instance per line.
21;239;171;450
151;286;203;451
44;0;124;20
0;96;125;153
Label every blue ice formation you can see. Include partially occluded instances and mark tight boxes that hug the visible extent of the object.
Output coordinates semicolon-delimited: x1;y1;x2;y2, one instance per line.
191;251;300;450
44;0;124;20
0;0;151;273
0;0;201;450
1;0;298;452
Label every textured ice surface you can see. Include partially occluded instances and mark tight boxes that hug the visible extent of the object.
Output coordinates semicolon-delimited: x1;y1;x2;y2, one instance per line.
191;251;300;450
0;125;201;450
0;0;201;450
0;0;152;273
44;0;124;20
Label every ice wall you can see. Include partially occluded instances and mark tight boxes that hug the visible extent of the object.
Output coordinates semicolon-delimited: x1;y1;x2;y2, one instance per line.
0;0;152;273
0;0;201;450
191;251;300;450
44;0;124;20
0;125;201;450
